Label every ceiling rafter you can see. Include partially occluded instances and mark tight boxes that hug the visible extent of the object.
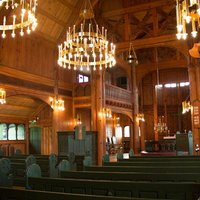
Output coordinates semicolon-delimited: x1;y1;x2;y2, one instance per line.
116;34;177;52
56;0;74;10
102;0;175;18
37;7;66;27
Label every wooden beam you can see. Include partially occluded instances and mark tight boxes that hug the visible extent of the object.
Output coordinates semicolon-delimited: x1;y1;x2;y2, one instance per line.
30;103;48;119
0;104;35;112
152;8;159;36
116;34;178;51
0;113;28;119
37;7;66;27
0;65;72;90
0;116;27;123
102;0;175;18
57;0;74;10
136;59;187;84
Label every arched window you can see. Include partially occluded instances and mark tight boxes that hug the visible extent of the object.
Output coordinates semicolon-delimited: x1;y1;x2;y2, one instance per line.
115;126;122;143
8;124;16;140
0;123;7;140
17;124;25;140
124;126;130;137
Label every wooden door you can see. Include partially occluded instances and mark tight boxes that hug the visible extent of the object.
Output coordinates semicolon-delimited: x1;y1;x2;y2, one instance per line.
29;127;41;154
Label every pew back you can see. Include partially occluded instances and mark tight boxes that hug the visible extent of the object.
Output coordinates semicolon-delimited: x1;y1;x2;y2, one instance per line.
28;177;200;199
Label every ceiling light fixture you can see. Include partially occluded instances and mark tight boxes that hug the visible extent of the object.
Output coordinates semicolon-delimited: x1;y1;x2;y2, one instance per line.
58;0;116;71
176;0;200;40
0;0;38;38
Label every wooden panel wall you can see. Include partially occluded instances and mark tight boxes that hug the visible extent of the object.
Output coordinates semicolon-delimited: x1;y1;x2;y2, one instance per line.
0;35;73;84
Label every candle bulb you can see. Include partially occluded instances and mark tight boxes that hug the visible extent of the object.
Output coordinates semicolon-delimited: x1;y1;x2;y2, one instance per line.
73;25;75;40
102;27;104;37
3;16;6;27
89;23;91;39
96;24;98;36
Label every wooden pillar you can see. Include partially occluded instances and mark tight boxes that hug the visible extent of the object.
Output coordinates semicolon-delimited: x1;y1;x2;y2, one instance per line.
139;83;145;151
131;64;140;154
188;63;200;151
153;72;158;141
91;71;106;165
140;120;145;151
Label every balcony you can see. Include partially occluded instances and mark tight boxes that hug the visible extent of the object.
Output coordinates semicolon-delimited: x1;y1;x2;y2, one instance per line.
105;84;132;110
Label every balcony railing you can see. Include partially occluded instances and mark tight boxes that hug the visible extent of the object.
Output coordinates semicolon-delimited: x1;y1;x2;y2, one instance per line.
105;84;132;105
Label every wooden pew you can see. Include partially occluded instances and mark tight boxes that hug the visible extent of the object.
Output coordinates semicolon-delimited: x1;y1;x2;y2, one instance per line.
126;156;200;161
0;186;157;200
104;161;200;167
85;165;200;173
28;177;200;199
60;170;200;182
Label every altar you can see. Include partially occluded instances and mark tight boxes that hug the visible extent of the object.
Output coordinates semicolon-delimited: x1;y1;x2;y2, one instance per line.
144;131;193;155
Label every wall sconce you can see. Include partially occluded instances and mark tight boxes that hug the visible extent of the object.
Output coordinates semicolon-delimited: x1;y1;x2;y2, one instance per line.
99;108;112;119
74;115;82;126
136;113;145;122
0;88;6;104
182;100;191;114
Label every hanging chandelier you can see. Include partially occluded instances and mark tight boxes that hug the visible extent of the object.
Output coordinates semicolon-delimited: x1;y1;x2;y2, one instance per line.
127;43;138;65
0;0;37;38
50;97;65;111
0;88;6;104
176;0;200;40
50;66;65;111
154;116;168;134
58;0;116;71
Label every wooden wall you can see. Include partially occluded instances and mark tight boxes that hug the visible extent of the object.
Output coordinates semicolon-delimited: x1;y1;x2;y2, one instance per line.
0;35;73;85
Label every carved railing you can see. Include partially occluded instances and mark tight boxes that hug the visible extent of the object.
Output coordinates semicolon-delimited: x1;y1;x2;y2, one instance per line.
105;84;132;109
73;83;132;109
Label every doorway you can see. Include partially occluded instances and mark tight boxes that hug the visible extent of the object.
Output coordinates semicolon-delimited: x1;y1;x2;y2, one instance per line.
29;127;41;154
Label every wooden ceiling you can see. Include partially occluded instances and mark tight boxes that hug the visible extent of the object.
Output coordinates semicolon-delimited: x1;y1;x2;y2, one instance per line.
0;95;46;123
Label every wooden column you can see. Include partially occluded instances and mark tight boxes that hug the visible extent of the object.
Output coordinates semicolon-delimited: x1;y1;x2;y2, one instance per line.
91;71;106;165
188;62;200;151
153;72;158;141
139;83;145;151
131;64;140;154
140;120;145;151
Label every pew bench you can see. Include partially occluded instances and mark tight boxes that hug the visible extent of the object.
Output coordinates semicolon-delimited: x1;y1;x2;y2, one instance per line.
126;156;200;161
104;161;200;167
85;165;200;173
0;186;158;200
60;170;200;182
28;177;200;199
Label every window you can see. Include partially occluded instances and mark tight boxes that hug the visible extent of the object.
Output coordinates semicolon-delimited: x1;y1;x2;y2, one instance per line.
0;123;7;140
164;83;177;88
17;124;25;140
180;82;189;87
0;123;25;140
8;124;16;140
78;74;89;83
124;126;130;137
115;126;122;139
156;82;190;89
